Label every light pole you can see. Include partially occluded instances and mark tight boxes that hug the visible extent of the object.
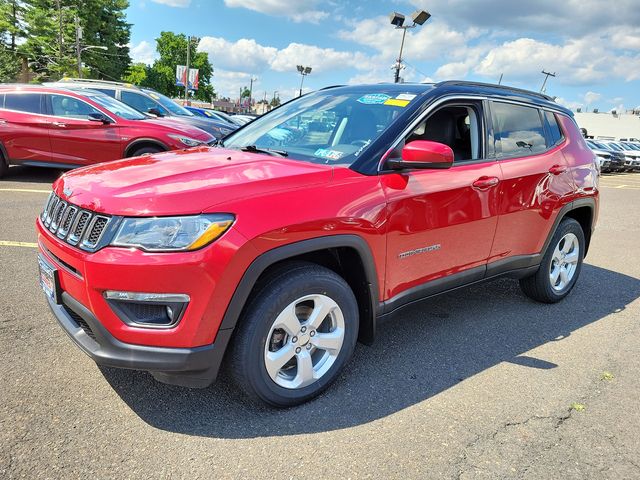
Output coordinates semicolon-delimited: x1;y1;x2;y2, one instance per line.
540;70;557;93
389;10;431;83
184;36;200;105
297;65;312;97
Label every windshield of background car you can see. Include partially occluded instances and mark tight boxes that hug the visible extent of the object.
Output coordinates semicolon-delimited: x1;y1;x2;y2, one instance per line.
85;92;147;120
222;90;414;165
143;89;193;116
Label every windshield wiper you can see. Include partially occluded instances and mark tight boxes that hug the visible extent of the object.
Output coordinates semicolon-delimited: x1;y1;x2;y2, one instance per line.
240;145;288;157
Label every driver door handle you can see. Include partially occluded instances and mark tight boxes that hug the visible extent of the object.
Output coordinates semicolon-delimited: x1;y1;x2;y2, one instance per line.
472;176;500;190
51;121;67;128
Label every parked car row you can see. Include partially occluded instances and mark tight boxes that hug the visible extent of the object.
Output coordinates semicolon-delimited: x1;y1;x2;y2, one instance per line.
585;138;640;173
0;84;223;177
185;106;258;126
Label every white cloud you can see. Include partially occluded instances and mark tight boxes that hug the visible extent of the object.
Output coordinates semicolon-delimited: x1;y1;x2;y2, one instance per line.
583;91;602;105
198;36;370;76
129;40;157;65
198;37;277;73
150;0;190;7
223;0;328;23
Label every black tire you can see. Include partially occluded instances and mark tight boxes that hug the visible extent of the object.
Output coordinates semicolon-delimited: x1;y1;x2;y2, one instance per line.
228;262;359;407
0;150;8;178
128;145;162;157
519;218;585;303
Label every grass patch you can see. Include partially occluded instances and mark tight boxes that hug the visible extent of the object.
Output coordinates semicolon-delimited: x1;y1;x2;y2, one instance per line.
570;402;586;412
601;371;615;381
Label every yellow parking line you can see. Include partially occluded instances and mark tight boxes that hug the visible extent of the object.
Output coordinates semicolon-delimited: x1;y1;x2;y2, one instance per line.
0;240;38;248
0;188;50;194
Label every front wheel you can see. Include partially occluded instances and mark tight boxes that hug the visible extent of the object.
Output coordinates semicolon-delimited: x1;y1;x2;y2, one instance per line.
519;218;585;303
228;263;359;407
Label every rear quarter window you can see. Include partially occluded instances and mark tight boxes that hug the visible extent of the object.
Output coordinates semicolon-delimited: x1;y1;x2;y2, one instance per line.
491;102;546;158
544;111;564;146
4;93;43;114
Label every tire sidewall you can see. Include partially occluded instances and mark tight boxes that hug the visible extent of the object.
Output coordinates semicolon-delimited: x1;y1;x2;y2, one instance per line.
540;219;585;300
242;269;359;406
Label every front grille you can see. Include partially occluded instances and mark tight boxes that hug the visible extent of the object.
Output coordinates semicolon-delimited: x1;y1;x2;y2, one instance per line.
41;193;112;251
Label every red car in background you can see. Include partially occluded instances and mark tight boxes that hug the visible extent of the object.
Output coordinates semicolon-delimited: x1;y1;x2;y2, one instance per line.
0;85;214;177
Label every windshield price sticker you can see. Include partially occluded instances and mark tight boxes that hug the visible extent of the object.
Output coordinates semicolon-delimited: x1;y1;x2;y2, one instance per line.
357;94;391;105
395;93;417;101
314;148;345;160
384;98;411;107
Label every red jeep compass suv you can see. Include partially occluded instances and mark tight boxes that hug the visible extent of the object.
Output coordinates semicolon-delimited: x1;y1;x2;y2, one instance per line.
0;85;213;177
37;82;599;407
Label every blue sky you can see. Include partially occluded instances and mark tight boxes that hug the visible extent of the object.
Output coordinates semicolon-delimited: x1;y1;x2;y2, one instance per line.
128;0;640;111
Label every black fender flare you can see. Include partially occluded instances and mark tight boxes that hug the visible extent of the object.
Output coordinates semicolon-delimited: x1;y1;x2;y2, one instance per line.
124;138;169;157
218;235;381;340
541;197;597;255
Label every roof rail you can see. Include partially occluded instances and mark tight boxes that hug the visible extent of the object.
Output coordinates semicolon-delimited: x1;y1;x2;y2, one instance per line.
319;85;346;90
56;77;137;88
434;80;555;102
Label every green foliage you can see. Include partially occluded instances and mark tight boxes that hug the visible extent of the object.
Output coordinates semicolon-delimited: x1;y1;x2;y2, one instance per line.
0;0;26;81
2;0;130;81
269;96;281;108
122;62;146;85
240;86;250;98
141;32;215;102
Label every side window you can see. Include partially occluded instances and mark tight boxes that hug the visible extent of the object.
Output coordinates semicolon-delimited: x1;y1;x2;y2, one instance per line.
121;91;158;113
4;93;43;114
92;88;116;98
404;104;482;162
491;102;546;157
50;95;102;119
544;111;564;146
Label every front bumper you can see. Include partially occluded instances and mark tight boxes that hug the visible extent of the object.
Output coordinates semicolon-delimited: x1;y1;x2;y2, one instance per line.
47;290;232;387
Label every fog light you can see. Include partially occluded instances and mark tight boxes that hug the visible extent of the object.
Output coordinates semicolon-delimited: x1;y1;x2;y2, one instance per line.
104;291;190;329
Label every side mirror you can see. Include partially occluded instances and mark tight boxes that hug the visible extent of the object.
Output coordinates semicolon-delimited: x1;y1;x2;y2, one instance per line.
148;107;164;117
387;140;454;170
88;113;112;124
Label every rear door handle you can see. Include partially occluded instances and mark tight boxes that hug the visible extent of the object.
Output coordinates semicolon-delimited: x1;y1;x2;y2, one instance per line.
0;118;7;125
472;176;500;190
51;121;67;128
549;164;568;175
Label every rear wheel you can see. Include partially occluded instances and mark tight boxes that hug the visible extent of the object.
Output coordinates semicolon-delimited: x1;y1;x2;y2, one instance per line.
519;218;585;303
228;262;359;407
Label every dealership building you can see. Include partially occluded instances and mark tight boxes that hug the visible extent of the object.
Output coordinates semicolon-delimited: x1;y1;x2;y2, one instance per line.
574;112;640;140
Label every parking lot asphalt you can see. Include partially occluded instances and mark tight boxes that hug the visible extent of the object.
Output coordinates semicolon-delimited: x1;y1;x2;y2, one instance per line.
1;165;639;479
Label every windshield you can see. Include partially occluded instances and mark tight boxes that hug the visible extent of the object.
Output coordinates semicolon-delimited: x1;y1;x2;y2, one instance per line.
623;142;640;150
607;143;623;151
85;92;147;120
223;89;412;165
142;89;193;116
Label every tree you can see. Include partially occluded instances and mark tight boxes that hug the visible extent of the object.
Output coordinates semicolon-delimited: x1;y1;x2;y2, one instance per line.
17;0;130;81
269;96;281;108
122;62;146;85
240;86;250;98
0;0;26;81
143;31;215;102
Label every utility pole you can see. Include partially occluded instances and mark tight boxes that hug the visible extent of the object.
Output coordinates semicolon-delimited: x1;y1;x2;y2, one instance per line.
184;35;191;105
56;0;63;60
248;77;256;113
75;16;82;77
394;27;408;84
540;70;556;93
498;73;503;85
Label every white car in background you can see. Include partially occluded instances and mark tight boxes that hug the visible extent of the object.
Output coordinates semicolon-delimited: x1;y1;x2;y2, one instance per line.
602;141;640;172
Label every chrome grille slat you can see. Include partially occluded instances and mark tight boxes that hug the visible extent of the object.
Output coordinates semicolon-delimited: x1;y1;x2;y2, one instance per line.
41;194;111;251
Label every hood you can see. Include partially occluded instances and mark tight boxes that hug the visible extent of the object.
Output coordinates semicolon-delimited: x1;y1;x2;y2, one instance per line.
171;115;236;138
55;147;333;216
139;117;213;141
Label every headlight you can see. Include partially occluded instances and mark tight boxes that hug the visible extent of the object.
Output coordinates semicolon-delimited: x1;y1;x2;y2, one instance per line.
168;134;205;147
111;214;234;252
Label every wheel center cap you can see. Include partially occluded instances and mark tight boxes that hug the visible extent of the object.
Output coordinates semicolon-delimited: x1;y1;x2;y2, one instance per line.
298;331;310;346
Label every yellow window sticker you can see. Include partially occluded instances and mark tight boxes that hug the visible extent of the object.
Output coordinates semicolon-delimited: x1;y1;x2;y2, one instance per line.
384;98;411;107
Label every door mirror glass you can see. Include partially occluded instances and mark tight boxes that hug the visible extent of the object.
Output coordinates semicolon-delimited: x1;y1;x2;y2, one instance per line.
389;140;454;170
147;107;164;117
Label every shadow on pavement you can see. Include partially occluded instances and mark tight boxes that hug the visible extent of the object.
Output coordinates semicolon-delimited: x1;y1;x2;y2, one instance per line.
2;165;64;184
102;264;640;438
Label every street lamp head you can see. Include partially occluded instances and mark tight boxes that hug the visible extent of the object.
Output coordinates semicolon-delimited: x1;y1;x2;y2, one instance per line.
389;12;405;27
411;9;431;25
297;65;304;73
304;67;312;74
